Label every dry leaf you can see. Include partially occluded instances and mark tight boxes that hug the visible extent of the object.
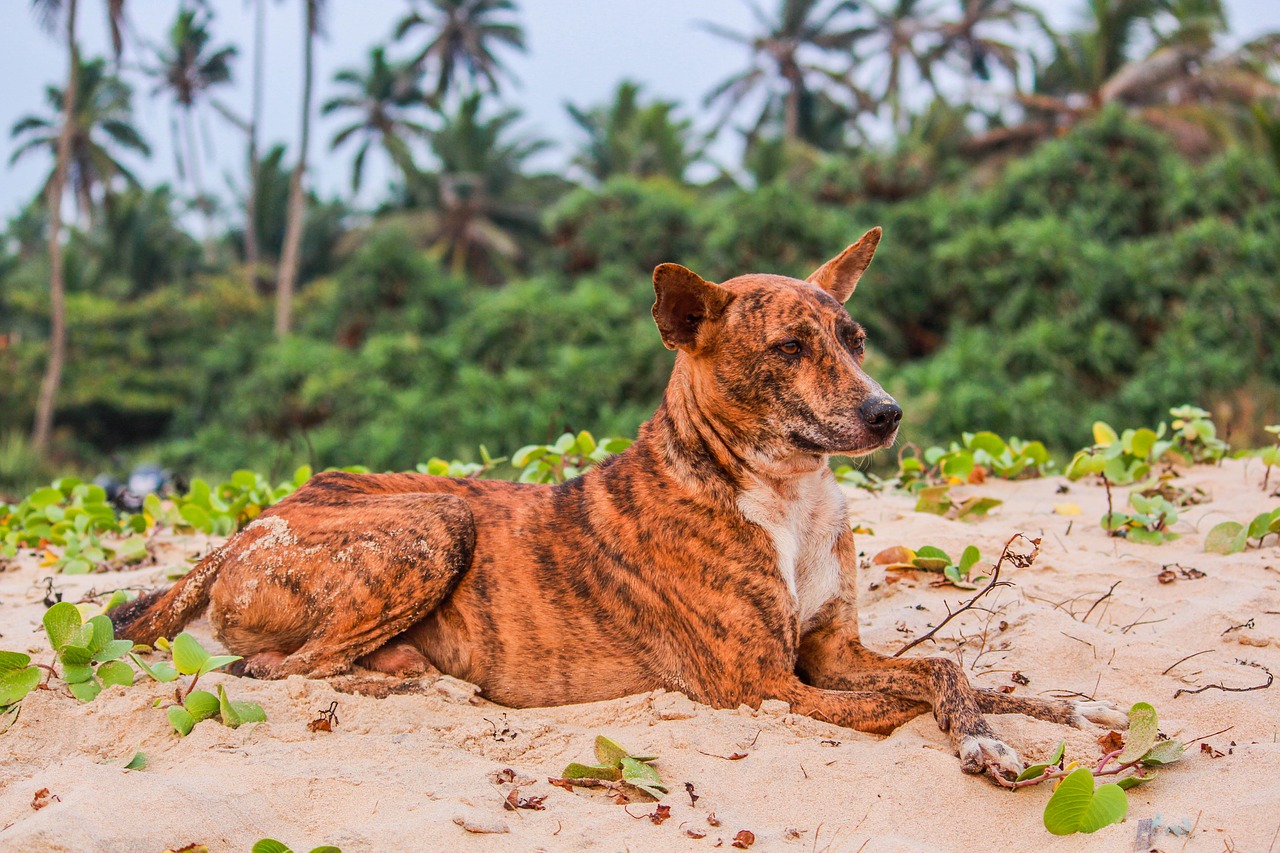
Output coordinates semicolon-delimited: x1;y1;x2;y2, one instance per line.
732;829;756;849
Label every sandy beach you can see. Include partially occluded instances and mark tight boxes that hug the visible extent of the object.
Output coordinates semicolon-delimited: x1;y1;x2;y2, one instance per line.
2;458;1278;852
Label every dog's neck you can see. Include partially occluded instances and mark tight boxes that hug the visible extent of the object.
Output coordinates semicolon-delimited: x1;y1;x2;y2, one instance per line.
640;357;828;500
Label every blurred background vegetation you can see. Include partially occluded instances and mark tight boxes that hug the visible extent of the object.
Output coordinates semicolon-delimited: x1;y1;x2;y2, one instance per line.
2;0;1279;493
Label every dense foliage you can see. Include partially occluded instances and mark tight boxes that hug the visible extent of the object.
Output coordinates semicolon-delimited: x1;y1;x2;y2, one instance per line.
2;109;1279;486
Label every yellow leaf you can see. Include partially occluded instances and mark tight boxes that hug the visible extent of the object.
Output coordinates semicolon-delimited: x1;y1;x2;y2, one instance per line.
1054;503;1082;516
40;548;60;567
873;546;916;566
1092;421;1118;447
850;524;874;535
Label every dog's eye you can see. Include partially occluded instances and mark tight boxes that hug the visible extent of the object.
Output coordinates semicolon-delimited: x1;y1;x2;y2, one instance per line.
776;340;802;357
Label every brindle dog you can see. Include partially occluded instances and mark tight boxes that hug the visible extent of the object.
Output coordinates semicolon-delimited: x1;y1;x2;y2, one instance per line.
114;229;1125;778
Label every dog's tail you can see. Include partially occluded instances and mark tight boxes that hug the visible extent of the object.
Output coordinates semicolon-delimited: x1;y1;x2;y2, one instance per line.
110;546;227;644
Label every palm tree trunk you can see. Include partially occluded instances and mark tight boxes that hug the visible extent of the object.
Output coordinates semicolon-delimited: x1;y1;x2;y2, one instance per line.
244;0;264;284
275;0;315;338
33;0;79;455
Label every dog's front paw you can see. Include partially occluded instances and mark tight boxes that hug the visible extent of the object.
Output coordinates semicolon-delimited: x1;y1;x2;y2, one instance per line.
959;734;1024;779
1070;700;1128;730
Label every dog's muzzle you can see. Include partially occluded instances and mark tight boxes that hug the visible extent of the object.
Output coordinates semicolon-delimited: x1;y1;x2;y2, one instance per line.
859;398;903;439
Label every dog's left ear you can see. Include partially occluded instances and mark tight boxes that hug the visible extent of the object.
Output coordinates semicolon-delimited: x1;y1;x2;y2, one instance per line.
652;263;736;351
806;227;882;303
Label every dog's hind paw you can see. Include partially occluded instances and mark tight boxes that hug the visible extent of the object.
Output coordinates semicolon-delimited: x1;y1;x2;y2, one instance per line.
959;734;1023;779
1070;700;1128;730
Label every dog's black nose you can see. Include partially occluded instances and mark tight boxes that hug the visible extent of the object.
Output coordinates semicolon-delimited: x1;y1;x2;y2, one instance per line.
860;399;902;435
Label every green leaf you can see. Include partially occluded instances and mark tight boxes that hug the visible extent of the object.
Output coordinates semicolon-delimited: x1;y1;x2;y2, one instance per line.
620;756;668;795
179;504;213;532
129;653;178;683
184;689;221;722
307;847;341;853
0;664;40;706
97;660;135;688
172;632;210;676
1247;512;1274;541
511;445;548;468
27;487;64;509
914;485;952;516
1118;703;1157;763
123;751;147;770
0;651;32;674
562;762;623;782
198;654;243;676
293;465;313;486
93;639;135;663
1116;771;1156;790
1139;740;1185;766
69;679;102;702
43;601;82;650
187;479;212;510
251;841;293;853
168;705;195;737
576;431;597;456
940;451;975;480
954;496;1002;520
59;644;95;667
61;662;94;684
1129;428;1157;460
1203;517;1244;550
959;545;981;573
594;735;630;767
85;615;114;654
1125;528;1168;546
967;432;1006;457
218;684;266;727
1043;768;1128;835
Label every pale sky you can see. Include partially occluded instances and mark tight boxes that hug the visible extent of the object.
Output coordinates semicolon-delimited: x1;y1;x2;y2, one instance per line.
1;0;1278;223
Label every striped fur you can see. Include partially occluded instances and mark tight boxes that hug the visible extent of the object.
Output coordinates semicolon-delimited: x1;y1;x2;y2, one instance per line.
114;230;1124;776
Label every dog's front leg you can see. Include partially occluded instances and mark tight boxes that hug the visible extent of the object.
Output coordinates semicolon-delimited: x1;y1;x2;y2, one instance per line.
795;531;1023;777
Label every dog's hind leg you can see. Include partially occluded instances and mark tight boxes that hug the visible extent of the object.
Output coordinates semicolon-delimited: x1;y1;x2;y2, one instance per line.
210;492;475;680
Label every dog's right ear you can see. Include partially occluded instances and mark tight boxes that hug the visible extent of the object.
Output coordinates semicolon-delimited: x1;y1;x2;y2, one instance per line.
652;264;736;351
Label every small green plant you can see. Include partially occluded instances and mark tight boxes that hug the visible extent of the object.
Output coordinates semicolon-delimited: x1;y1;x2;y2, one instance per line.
556;735;667;800
416;445;507;478
913;485;1003;522
1167;405;1228;463
511;432;632;484
1238;424;1280;492
132;632;264;736
995;702;1185;836
0;478;148;568
252;839;341;853
872;544;989;589
832;465;890;491
151;466;313;537
1205;507;1280;555
1102;493;1181;545
39;602;136;702
1065;421;1175;486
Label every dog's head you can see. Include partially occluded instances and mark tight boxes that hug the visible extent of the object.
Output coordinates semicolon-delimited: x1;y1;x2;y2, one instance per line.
652;228;900;473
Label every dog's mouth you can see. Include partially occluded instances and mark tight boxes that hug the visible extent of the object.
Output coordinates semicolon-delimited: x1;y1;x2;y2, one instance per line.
788;428;898;457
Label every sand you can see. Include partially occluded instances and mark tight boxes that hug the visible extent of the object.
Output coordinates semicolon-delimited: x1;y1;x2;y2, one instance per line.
1;458;1278;852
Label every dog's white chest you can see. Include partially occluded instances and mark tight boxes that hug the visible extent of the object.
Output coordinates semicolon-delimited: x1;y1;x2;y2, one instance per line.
736;471;846;630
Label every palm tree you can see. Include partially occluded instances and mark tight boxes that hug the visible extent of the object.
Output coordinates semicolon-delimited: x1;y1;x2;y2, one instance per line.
403;93;547;281
393;0;526;99
322;46;432;192
566;81;705;183
701;0;871;142
10;57;150;226
276;0;325;338
927;0;1047;92
25;0;130;456
148;5;237;201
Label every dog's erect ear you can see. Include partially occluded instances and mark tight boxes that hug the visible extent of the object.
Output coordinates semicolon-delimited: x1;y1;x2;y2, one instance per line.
806;227;882;303
652;263;736;351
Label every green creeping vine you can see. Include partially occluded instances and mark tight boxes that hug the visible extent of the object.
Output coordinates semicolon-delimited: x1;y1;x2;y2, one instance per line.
994;702;1186;836
131;632;265;736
